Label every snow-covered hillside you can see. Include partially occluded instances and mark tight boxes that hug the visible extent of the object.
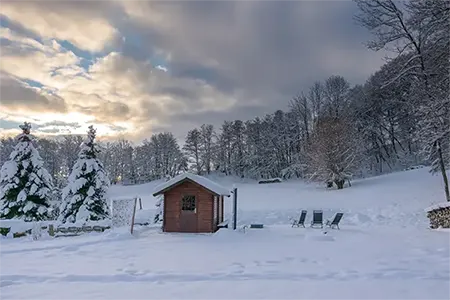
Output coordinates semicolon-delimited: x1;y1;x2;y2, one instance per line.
1;168;449;299
109;168;447;229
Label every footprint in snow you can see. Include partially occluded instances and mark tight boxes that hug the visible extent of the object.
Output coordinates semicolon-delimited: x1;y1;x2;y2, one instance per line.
265;260;281;265
0;280;16;288
284;257;295;262
123;269;139;275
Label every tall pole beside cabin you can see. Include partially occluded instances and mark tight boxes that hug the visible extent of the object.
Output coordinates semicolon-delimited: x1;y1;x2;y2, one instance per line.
130;197;137;234
233;187;237;230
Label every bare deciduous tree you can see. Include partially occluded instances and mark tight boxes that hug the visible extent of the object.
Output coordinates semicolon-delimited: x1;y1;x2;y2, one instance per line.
355;0;450;201
307;117;362;189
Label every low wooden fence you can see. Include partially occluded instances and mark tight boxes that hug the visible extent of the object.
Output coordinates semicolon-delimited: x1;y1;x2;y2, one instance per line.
50;224;111;237
1;197;143;238
0;224;112;238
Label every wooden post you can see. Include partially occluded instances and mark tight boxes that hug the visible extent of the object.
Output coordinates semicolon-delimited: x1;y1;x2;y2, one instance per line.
130;198;137;234
232;187;237;230
139;197;143;210
48;224;55;237
221;196;224;223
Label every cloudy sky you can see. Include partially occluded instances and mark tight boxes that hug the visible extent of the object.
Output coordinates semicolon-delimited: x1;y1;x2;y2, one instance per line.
0;0;385;142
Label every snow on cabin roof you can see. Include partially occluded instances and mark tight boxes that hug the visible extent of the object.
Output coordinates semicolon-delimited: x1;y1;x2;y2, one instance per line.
152;173;231;197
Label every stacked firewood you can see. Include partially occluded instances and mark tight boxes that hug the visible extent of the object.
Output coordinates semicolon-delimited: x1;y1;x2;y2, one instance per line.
427;206;450;229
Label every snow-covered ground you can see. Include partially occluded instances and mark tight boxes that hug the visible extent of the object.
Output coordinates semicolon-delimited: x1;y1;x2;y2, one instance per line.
1;168;449;299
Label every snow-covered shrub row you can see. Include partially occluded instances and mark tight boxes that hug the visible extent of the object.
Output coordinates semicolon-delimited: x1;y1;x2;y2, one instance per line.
258;178;283;184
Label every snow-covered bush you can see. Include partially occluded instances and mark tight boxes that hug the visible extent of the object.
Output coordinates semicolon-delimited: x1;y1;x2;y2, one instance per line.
111;198;136;227
426;202;450;229
0;122;54;221
154;195;164;224
154;175;170;224
58;126;110;224
31;221;43;240
0;227;10;236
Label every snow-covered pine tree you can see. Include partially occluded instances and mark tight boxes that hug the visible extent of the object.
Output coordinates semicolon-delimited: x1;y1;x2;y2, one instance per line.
58;126;110;224
0;122;54;221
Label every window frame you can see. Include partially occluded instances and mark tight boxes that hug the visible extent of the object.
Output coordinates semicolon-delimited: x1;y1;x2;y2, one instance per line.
181;195;196;212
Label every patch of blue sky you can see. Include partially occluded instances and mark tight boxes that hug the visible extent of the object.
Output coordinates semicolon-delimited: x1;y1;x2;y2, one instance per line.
0;15;43;44
57;40;97;71
0;119;23;130
151;54;169;71
0;15;10;27
22;79;43;89
115;24;169;71
122;31;143;50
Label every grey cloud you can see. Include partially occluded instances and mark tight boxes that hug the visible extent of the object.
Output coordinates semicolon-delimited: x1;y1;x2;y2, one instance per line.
91;52;227;116
108;124;127;132
122;1;384;106
72;97;131;123
169;64;237;95
176;104;273;127
2;0;121;18
149;103;274;141
1;0;123;52
37;121;81;128
0;73;67;112
37;127;61;134
0;36;40;57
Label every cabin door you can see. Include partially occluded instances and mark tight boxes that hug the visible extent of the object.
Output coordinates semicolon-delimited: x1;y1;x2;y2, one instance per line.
180;195;197;232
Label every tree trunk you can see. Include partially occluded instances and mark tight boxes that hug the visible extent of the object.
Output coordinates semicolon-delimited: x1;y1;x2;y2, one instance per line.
303;104;310;144
437;142;450;202
335;179;345;190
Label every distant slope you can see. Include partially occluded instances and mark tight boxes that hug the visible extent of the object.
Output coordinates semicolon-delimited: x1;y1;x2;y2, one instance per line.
108;168;448;228
107;179;165;209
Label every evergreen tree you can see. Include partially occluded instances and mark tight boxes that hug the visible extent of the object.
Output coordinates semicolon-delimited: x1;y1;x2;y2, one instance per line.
58;126;110;223
0;122;54;221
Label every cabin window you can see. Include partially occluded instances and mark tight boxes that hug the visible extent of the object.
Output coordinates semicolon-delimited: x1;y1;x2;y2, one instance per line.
181;195;196;211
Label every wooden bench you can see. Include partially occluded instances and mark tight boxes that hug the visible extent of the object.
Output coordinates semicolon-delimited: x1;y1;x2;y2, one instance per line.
242;223;264;233
249;224;264;229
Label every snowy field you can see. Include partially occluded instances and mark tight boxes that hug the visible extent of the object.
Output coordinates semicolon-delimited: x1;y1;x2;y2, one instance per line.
1;168;449;299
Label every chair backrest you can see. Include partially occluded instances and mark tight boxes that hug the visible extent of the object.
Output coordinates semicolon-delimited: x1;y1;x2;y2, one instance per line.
299;210;307;223
332;213;344;224
313;210;323;223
